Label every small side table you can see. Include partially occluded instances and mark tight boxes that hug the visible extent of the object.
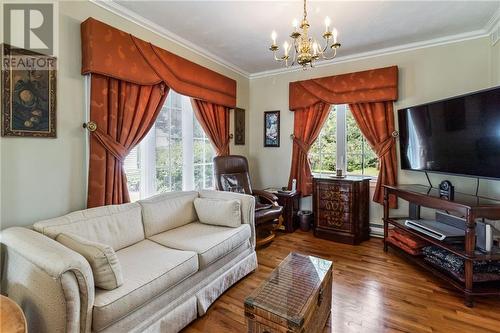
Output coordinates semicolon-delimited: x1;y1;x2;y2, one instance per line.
275;191;301;233
0;295;27;333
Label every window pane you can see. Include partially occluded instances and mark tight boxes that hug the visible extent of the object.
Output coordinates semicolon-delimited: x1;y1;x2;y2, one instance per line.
155;147;170;192
204;140;214;163
171;109;182;139
169;138;183;191
310;107;336;173
124;90;216;199
124;146;141;202
193;115;204;139
204;164;214;189
194;165;203;190
346;107;378;176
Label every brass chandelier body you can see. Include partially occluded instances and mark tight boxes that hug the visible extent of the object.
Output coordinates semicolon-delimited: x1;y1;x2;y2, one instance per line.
269;0;341;68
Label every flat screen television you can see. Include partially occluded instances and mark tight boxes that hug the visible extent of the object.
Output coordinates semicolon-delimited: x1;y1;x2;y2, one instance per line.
398;86;500;179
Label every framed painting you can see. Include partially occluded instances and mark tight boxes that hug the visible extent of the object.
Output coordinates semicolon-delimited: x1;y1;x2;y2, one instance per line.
233;107;245;145
264;110;280;147
1;44;57;137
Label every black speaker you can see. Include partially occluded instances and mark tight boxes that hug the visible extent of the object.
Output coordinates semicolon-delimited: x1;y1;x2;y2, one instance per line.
439;180;454;200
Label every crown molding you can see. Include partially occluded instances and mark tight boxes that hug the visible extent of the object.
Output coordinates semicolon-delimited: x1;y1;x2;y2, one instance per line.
485;5;500;34
89;0;251;79
89;0;499;81
250;5;500;80
249;29;490;79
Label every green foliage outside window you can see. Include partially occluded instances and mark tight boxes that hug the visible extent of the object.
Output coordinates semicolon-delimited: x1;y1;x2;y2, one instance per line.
310;106;378;177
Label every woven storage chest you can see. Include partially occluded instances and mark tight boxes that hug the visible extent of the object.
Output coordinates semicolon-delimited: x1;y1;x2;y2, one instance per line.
244;252;333;333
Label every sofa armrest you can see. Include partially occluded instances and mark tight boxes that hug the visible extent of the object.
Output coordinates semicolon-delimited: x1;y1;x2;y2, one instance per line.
199;190;256;248
1;227;95;333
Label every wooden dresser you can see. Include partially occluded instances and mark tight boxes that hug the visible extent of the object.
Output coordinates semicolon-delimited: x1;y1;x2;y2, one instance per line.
313;175;371;244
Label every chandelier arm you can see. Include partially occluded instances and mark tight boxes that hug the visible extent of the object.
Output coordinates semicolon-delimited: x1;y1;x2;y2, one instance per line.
321;39;330;54
321;47;337;61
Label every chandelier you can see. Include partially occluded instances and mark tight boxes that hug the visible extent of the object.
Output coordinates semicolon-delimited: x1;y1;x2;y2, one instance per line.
269;0;341;69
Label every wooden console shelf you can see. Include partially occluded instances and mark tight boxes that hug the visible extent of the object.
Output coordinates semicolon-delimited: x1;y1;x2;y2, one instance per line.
383;184;500;307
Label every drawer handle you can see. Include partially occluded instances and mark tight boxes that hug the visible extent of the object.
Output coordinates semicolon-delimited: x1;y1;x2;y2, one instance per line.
318;288;324;306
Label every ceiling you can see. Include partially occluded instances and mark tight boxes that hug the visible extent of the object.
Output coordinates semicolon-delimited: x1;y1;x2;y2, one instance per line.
107;1;500;76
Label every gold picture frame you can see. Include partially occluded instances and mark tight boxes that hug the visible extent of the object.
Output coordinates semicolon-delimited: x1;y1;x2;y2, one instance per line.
1;44;57;137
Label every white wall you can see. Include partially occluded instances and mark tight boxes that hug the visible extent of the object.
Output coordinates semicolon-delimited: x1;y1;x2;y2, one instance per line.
248;37;500;230
493;39;500;84
0;1;250;229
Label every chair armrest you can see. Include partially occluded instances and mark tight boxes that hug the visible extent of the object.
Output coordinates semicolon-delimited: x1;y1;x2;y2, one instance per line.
199;190;256;248
1;227;95;333
253;189;279;204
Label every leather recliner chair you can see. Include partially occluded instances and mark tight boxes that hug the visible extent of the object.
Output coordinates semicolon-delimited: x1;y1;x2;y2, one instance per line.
213;155;283;247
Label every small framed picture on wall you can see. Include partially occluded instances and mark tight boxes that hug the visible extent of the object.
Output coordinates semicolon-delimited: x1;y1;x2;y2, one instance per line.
264;111;280;147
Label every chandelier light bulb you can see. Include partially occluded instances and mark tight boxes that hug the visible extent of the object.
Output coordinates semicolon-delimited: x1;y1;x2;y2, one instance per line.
271;30;277;45
333;28;338;43
324;16;331;31
283;41;290;56
312;41;318;55
293;18;299;30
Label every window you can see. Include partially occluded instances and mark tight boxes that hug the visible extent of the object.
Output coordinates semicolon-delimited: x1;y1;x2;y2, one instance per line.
310;104;378;177
123;91;215;201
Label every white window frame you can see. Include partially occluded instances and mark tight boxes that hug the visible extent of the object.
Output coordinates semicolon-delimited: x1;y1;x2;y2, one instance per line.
125;91;215;200
312;104;376;178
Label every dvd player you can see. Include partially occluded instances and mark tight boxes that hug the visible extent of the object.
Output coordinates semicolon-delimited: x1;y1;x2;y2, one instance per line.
405;219;465;242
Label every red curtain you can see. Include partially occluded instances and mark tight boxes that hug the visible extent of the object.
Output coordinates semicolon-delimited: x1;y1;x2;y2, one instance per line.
87;74;168;208
82;18;238;207
349;102;398;208
192;99;230;156
81;17;237;108
288;102;332;196
288;66;399;206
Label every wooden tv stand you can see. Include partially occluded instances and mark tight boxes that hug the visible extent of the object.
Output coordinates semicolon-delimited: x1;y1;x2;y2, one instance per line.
383;184;500;307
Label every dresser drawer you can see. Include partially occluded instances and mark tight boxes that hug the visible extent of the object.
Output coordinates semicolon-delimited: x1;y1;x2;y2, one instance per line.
318;199;351;213
318;188;351;202
317;182;352;193
318;211;352;231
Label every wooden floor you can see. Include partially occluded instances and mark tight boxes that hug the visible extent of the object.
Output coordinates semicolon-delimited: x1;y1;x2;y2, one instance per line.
182;230;500;333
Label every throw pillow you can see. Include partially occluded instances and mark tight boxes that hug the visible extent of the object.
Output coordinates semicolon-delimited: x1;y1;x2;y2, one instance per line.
56;233;124;290
194;198;242;228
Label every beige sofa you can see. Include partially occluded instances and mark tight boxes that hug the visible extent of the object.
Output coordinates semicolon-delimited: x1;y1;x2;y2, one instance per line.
1;190;257;333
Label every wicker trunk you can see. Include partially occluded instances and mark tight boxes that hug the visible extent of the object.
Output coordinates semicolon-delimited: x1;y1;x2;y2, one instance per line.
244;253;333;333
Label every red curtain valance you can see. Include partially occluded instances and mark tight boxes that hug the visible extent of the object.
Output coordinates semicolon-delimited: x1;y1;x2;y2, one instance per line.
289;66;398;110
81;17;237;108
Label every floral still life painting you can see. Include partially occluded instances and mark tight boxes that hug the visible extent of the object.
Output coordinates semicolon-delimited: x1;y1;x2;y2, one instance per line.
2;44;57;137
264;111;280;147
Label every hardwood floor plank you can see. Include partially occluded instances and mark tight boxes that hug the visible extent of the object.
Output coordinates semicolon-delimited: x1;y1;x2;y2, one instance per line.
182;231;500;333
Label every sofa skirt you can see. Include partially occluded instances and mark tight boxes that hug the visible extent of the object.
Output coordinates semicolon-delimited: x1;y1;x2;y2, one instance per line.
99;248;257;333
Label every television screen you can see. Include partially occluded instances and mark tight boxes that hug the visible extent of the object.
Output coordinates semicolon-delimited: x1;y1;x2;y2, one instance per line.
398;87;500;179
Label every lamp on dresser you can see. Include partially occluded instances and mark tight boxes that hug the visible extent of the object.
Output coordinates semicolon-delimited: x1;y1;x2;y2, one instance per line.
312;175;371;244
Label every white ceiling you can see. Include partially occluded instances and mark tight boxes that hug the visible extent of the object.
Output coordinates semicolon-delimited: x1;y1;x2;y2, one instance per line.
108;1;500;76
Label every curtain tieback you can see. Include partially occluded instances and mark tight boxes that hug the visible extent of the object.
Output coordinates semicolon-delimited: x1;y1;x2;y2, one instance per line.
85;123;129;162
374;134;397;158
293;137;310;155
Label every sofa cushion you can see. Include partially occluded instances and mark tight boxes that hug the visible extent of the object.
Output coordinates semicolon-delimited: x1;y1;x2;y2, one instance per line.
138;191;199;237
149;222;251;268
33;202;144;251
56;233;123;290
194;198;241;228
92;240;198;331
